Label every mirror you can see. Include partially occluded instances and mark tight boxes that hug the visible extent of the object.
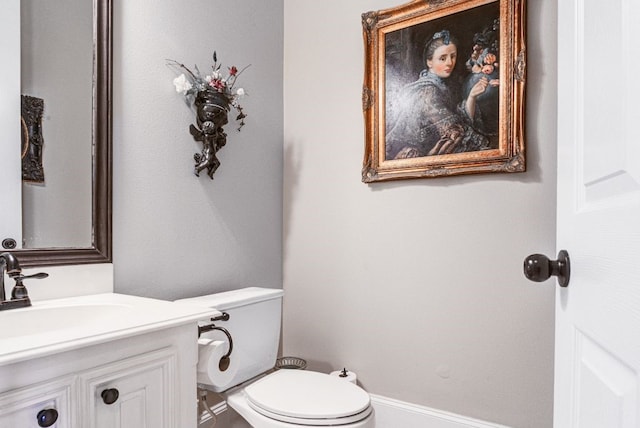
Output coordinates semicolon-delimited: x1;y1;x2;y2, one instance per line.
12;0;111;268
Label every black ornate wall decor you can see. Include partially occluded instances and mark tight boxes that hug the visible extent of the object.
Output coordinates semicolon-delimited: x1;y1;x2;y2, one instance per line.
168;51;248;180
21;95;45;183
190;90;229;178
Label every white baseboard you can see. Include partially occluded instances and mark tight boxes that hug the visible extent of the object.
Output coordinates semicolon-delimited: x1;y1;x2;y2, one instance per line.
370;394;511;428
200;392;510;428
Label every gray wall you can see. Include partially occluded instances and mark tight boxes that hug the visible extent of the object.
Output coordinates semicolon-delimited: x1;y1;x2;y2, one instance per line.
282;1;556;427
112;0;284;300
111;0;556;426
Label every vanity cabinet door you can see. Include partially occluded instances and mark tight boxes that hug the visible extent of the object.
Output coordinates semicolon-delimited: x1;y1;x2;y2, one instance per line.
80;348;178;428
0;376;75;427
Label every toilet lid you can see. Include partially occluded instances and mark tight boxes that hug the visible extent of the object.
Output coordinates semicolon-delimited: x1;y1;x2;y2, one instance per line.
244;370;371;425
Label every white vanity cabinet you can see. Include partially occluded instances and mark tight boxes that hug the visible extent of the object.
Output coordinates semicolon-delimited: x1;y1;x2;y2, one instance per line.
82;347;177;428
0;376;75;427
0;293;219;428
0;325;199;428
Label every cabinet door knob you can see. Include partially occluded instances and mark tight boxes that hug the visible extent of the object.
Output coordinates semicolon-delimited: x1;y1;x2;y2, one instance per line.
37;408;58;427
101;388;120;405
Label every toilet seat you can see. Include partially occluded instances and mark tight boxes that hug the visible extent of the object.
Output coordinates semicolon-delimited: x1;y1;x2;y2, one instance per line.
243;370;372;426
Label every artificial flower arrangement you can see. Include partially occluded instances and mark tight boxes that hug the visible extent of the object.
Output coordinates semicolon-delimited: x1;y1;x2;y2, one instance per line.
167;51;249;178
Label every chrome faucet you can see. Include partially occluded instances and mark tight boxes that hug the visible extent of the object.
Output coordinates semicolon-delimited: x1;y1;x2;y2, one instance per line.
0;252;48;311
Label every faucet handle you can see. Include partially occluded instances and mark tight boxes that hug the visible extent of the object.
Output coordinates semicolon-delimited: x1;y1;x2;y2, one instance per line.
11;272;48;300
15;272;49;280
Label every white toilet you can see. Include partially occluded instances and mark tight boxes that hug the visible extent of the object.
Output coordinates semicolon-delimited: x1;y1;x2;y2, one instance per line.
177;287;374;428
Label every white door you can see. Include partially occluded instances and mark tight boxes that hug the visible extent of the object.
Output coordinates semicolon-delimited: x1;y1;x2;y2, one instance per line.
555;0;640;427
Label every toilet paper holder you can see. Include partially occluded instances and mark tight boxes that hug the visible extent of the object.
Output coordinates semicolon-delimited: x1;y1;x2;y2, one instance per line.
198;314;234;371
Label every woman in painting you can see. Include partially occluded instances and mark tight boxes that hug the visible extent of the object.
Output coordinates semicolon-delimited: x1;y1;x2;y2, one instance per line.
385;30;491;160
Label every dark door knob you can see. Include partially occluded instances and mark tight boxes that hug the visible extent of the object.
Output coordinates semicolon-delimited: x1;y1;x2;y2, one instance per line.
523;250;570;287
101;388;120;405
37;408;58;427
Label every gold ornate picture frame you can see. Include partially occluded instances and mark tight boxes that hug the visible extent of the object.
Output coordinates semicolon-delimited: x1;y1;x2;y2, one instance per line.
362;0;526;183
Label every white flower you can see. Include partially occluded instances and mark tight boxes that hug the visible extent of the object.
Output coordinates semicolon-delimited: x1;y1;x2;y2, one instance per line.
172;74;192;94
211;70;221;80
236;88;245;97
205;75;213;83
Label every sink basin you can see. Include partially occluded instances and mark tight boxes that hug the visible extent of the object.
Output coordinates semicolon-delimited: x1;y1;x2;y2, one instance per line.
1;303;133;339
0;293;219;366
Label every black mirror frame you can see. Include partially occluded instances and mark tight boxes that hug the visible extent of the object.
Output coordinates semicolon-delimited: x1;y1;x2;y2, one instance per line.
19;0;112;268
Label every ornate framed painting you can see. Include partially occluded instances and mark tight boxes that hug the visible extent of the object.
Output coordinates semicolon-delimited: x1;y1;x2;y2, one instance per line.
361;0;526;183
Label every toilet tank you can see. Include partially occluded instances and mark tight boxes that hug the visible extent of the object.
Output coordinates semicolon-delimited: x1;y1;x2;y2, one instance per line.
177;287;284;392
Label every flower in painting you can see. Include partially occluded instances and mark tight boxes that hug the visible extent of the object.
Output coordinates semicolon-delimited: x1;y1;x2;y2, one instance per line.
482;64;494;75
173;74;192;94
483;53;497;65
236;88;245;97
229;66;238;76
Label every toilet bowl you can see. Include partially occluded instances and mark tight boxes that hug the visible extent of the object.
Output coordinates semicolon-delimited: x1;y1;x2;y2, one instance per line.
176;288;374;428
226;370;373;427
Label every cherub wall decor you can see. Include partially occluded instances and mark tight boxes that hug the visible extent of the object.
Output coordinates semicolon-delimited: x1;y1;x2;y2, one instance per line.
168;51;248;179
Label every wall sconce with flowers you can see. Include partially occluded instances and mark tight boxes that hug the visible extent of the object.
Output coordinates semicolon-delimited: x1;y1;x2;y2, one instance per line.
168;51;248;179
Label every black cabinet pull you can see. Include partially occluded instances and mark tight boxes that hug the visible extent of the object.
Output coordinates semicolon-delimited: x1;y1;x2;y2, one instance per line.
37;408;58;427
101;388;120;405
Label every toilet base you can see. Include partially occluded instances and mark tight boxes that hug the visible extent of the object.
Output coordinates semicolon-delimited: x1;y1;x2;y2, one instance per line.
225;387;375;428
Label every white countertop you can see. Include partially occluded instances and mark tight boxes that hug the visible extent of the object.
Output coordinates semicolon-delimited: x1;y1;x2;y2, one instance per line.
0;293;219;366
